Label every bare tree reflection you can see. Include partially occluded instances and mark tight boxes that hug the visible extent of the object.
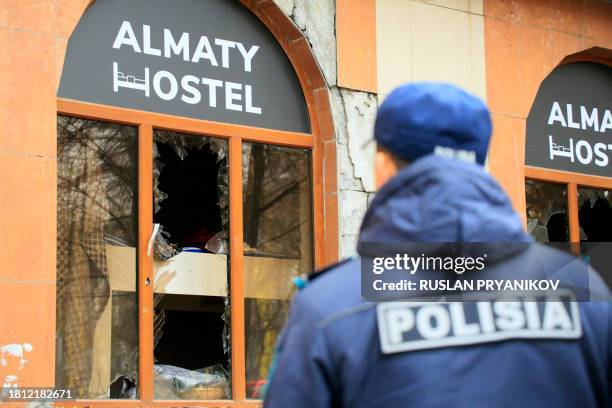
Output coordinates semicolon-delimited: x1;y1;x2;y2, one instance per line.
56;116;138;398
525;180;568;243
242;144;313;396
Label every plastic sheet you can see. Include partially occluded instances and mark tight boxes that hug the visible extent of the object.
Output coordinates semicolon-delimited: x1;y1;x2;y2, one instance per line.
205;231;228;254
154;364;229;400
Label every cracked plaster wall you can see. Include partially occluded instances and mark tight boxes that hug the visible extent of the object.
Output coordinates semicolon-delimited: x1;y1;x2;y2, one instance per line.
274;0;378;258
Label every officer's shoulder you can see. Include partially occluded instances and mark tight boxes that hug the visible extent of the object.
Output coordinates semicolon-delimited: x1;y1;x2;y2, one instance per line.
309;257;355;282
306;257;360;287
292;257;362;317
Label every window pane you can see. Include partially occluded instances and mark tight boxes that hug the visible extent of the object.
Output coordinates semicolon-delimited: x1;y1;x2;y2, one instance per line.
578;187;612;242
56;115;138;399
152;130;230;400
242;143;313;399
525;179;568;243
578;187;612;287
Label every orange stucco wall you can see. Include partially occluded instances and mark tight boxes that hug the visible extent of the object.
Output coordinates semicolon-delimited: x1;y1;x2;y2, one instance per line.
0;0;92;390
484;0;612;220
337;0;377;92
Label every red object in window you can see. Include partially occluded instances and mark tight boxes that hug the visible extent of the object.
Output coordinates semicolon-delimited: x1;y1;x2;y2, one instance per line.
246;379;267;399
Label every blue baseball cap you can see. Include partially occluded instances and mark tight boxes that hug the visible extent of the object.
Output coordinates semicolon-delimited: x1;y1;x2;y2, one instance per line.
374;82;492;165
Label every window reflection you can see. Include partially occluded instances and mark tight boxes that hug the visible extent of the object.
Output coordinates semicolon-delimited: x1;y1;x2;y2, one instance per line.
56;115;139;399
578;187;612;242
525;180;568;243
578;188;612;285
242;143;313;399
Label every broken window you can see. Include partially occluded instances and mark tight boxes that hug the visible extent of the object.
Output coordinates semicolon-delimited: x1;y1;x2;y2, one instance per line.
152;130;230;400
56;117;316;401
56;115;139;399
525;180;569;243
242;143;313;399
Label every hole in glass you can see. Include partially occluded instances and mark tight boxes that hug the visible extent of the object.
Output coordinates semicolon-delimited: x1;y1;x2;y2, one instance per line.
152;130;230;400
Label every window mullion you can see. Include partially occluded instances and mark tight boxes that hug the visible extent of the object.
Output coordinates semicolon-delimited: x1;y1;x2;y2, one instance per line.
567;182;580;245
138;124;155;402
229;135;247;400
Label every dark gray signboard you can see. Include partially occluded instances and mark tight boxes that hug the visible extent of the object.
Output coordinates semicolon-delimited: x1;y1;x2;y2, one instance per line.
58;0;310;133
525;62;612;177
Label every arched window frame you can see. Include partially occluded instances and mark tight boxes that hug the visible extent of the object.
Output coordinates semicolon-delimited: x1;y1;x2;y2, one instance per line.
56;0;338;405
525;50;612;243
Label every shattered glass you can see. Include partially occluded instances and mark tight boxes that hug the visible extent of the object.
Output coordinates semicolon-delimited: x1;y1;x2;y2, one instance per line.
525;180;569;243
153;131;229;257
56;115;139;399
152;130;231;400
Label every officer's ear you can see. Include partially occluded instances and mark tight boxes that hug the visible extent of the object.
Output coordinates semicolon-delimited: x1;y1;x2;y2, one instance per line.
375;146;408;190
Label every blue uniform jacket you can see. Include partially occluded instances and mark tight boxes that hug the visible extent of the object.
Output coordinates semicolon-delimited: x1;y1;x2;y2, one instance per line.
264;155;611;408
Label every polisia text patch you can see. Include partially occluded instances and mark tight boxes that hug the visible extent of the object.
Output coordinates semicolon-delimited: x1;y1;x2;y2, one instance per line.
377;293;581;354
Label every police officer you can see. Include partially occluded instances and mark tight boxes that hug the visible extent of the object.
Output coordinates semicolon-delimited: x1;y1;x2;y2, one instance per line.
263;83;611;407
